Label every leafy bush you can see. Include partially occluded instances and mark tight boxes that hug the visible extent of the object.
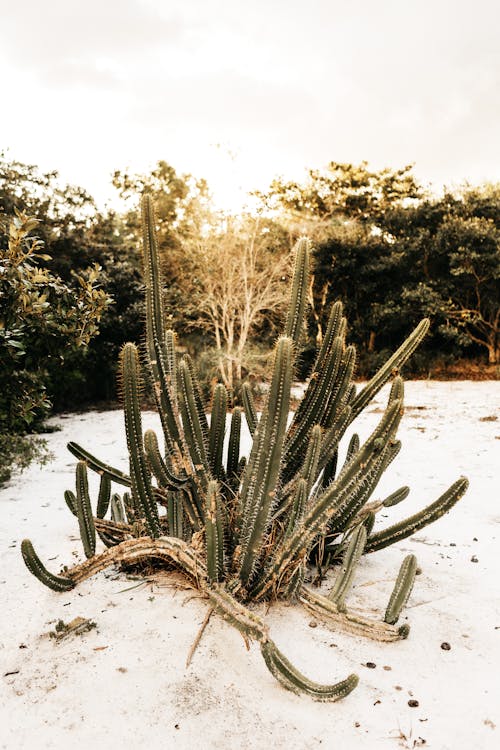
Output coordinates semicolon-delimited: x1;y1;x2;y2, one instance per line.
0;212;111;481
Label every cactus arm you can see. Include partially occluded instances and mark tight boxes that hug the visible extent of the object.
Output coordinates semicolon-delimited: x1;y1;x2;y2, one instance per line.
75;461;96;558
143;429;189;489
208;384;227;480
241;383;258;436
123;491;138;524
284;237;310;346
345;433;360;465
283;563;305;598
178;358;210;484
184;353;210;441
67;442;131;486
121;343;161;538
284;479;308;539
322;346;356;429
300;586;410;641
260;640;358;702
238;337;294;585
64;489;77;516
349;318;430;423
362;511;376;536
96;474;111;519
383;486;410;508
167;491;184;538
365;477;469;553
282;337;344;481
300;424;322;493
21;540;75;591
142;194;166;352
110;493;127;524
384;554;417;625
320;451;338;490
164;329;178;401
328;525;367;611
317;405;352;475
205;481;225;582
226;407;242;480
205;583;269;641
142;196;185;454
311;300;344;374
61;536;207;586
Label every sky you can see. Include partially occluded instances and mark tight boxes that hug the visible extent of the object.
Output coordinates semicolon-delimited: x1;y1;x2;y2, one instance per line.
1;0;499;211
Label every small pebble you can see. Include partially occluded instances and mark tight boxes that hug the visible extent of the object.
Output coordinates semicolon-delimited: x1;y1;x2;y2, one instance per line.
308;620;318;628
441;642;451;651
471;555;478;563
450;542;456;547
365;662;376;669
395;685;403;691
383;665;392;671
408;700;419;708
354;722;360;728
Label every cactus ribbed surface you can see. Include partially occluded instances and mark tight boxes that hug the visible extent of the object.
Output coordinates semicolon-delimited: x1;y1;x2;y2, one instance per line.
21;195;468;702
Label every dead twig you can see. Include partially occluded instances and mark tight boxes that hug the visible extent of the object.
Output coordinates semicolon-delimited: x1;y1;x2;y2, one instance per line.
186;607;213;668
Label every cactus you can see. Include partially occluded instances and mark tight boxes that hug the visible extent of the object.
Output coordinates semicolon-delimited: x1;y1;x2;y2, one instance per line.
21;195;469;702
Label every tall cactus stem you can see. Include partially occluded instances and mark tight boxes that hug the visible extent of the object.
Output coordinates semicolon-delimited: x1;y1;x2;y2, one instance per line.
205;481;225;582
260;640;358;702
284;237;310;346
328;524;367;612
67;442;131;486
349;319;429;423
384;554;418;624
366;477;469;553
121;342;161;538
75;461;96;558
111;493;127;524
178;357;210;486
227;407;242;480
241;383;258;435
21;540;75;592
97;474;111;518
64;489;77;516
208;384;228;479
238;337;293;585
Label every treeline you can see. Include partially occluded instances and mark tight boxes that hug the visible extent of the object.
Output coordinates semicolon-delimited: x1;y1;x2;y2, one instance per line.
1;156;499;444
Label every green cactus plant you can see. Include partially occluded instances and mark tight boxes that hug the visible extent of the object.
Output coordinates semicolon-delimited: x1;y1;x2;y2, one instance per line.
21;195;469;702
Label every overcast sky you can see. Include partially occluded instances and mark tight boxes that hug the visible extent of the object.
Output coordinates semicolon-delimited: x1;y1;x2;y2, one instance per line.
1;0;498;210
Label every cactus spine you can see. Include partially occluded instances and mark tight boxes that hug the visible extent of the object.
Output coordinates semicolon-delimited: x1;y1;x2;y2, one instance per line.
21;195;469;703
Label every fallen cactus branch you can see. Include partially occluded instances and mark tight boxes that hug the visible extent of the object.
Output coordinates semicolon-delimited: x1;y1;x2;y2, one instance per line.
22;195;469;701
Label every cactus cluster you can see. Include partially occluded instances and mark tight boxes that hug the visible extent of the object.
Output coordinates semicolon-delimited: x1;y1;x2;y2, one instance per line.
21;196;468;701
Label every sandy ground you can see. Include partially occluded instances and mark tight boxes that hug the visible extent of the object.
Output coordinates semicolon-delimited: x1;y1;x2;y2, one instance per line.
1;381;499;750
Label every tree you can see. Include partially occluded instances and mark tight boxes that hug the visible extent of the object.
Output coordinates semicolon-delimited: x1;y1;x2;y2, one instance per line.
384;187;500;366
0;154;101;278
439;215;499;364
179;216;293;392
0;212;110;482
259;161;421;237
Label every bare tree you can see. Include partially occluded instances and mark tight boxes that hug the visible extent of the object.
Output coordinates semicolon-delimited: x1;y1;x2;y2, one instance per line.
181;216;293;392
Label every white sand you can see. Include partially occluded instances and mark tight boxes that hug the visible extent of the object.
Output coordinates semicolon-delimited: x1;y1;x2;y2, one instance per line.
1;381;499;749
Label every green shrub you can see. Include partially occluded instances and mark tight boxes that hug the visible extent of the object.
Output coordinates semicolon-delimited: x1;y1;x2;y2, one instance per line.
0;212;111;481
